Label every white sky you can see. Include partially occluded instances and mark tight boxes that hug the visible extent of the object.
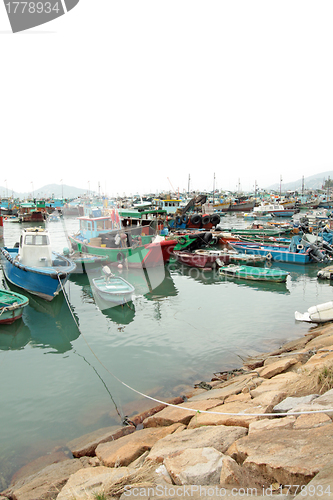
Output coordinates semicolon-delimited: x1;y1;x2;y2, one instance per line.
1;1;333;197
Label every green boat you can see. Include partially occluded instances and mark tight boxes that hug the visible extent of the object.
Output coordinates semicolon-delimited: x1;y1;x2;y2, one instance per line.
219;264;290;283
0;288;29;324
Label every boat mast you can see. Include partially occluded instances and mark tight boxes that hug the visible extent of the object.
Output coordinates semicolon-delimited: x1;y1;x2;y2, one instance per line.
302;175;304;198
213;173;215;205
279;175;282;197
188;174;190;196
327;175;330;202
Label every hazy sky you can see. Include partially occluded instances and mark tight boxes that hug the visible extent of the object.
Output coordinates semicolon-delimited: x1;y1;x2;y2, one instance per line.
1;1;333;197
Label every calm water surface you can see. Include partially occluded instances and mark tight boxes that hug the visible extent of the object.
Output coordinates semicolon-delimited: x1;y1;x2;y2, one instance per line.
0;215;332;485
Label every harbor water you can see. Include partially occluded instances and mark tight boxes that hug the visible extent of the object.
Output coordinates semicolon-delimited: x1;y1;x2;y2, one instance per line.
0;215;332;486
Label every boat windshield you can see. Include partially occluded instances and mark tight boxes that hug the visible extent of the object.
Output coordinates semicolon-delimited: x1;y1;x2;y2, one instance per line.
24;234;49;245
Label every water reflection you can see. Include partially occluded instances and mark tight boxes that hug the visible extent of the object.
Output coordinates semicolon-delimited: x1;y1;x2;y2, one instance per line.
70;265;179;326
0;318;31;350
168;261;291;294
0;281;80;353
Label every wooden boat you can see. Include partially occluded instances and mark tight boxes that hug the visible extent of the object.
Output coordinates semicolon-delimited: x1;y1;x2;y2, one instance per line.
69;213;177;268
0;227;76;301
172;232;229;269
228;200;256;212
92;266;135;304
219;264;289;283
253;202;295;217
230;235;330;264
173;248;229;269
224;252;267;265
295;301;333;323
0;288;29;324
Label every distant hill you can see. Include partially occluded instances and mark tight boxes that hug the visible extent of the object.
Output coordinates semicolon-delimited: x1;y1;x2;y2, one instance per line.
0;183;92;200
267;171;333;191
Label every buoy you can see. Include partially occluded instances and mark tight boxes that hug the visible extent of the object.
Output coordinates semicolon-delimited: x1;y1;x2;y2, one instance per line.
118;263;123;270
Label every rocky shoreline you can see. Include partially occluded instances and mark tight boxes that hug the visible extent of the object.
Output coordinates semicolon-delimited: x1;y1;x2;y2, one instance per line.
2;323;333;500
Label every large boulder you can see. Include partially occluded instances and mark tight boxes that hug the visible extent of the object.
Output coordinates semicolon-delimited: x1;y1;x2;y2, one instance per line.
96;423;183;467
164;447;224;485
143;399;222;427
2;458;89;500
227;424;333;487
147;425;247;463
67;425;136;457
57;466;130;500
187;392;285;430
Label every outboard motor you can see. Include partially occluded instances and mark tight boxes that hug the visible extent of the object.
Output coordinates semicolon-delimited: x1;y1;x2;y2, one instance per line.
308;244;327;262
322;240;333;256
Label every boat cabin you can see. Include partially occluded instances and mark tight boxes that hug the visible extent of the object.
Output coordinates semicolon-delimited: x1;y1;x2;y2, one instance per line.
78;212;121;240
18;228;53;267
156;199;182;214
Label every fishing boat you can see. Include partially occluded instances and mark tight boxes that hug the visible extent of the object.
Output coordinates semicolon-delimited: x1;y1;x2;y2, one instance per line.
295;301;333;323
224;252;267;265
219;264;289;283
230;235;330;264
92;266;135;304
0;288;29;324
172;232;229;269
253;202;295;217
69;212;176;268
0;227;76;301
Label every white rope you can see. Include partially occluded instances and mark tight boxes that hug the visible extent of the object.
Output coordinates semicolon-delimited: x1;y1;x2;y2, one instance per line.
58;275;333;418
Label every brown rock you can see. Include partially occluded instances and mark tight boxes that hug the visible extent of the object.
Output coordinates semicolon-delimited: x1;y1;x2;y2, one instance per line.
96;423;182;467
257;357;299;379
188;375;261;402
227;425;333;487
293;412;332;429
248;416;296;434
10;448;72;486
220;455;269;490
250;372;300;398
252;390;287;412
67;425;135;458
57;465;130;500
164;447;224;485
304;350;333;368
305;333;333;350
295;457;333;499
130;397;184;427
143;399;222;427
263;352;308;366
147;425;247;463
2;458;88;500
187;399;270;429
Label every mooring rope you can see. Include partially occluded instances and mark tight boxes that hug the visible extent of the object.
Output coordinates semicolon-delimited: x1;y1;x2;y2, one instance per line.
58;274;333;418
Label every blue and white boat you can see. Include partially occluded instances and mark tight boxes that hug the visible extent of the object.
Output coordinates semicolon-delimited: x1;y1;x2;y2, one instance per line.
230;235;330;265
0;227;76;301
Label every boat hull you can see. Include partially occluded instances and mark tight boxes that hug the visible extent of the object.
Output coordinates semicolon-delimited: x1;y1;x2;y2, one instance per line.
173;250;229;269
231;242;312;264
0;289;29;324
92;276;134;305
219;264;289;282
69;236;176;268
295;301;333;323
0;248;76;301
